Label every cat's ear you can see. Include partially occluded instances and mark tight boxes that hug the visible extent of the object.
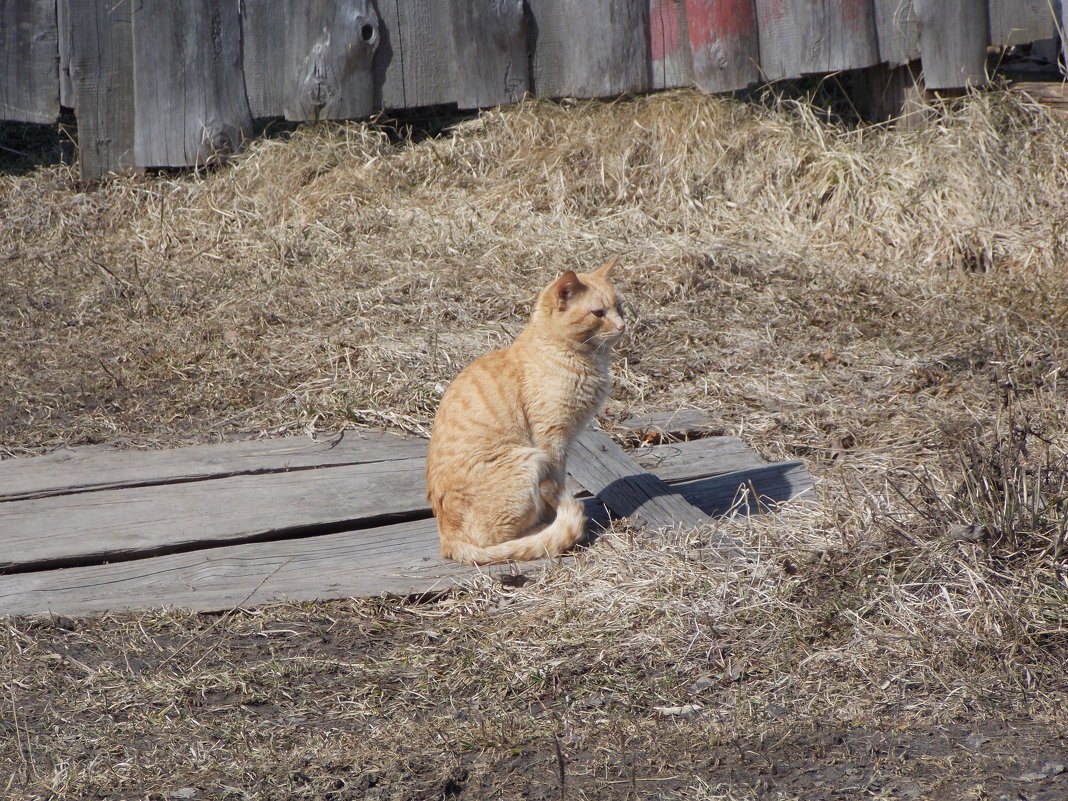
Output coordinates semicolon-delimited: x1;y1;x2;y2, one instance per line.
554;270;584;310
593;255;619;277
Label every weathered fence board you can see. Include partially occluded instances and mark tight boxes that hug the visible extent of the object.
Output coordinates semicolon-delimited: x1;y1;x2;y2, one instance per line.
986;0;1054;46
914;0;989;89
528;0;650;97
649;0;692;90
754;0;802;80
686;0;761;93
61;0;135;181
284;0;379;121
373;0;455;109
798;0;880;74
0;0;58;124
132;0;253;167
55;0;73;108
241;0;286;118
449;0;528;110
873;0;919;66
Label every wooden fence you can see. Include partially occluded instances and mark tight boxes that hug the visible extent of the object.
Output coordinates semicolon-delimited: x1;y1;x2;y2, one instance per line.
1;0;1065;179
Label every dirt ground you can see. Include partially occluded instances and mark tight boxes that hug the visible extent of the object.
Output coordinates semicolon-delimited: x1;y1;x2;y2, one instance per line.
2;87;1067;799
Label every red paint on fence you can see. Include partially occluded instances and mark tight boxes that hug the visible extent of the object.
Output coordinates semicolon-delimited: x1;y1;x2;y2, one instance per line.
687;0;757;46
650;0;684;62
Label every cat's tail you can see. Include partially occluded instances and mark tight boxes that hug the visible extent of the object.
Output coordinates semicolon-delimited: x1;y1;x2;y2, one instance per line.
443;497;587;566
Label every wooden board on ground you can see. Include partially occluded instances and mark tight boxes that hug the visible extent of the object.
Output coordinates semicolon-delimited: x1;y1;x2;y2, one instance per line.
0;0;58;124
0;413;816;617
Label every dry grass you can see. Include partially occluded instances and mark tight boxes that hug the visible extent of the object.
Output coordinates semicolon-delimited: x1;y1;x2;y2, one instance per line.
2;87;1068;799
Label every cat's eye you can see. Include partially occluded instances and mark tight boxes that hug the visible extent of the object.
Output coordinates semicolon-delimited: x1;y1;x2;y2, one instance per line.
591;308;606;318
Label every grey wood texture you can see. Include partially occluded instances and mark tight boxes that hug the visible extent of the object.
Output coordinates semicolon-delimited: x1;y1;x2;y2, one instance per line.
0;457;427;573
63;0;136;181
449;0;528;109
0;451;813;618
914;0;989;88
284;0;379;121
873;0;919;66
649;0;693;89
686;0;761;93
0;0;58;123
56;0;73;108
0;431;427;502
528;0;650;97
569;429;712;529
132;0;253;167
986;0;1054;46
800;0;879;74
372;0;456;108
754;0;802;79
620;408;720;439
631;437;767;481
241;0;286;117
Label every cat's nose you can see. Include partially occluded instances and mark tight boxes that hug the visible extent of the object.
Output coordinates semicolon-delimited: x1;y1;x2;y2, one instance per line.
616;322;626;334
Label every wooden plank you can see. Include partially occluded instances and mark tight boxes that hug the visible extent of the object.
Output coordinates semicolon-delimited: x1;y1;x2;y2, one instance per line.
63;0;137;181
56;0;73;109
528;0;650;97
620;408;720;441
132;0;253;167
0;0;59;123
649;0;693;90
0;461;815;618
685;0;760;93
0;458;428;573
0;431;427;502
631;437;767;481
987;0;1054;47
754;0;802;79
569;429;712;529
0;447;815;617
241;0;286;117
914;0;989;89
799;0;879;74
872;0;919;66
284;0;380;121
449;0;527;109
373;0;456;109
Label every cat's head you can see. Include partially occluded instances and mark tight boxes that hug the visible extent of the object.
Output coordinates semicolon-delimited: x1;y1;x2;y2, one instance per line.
536;257;626;354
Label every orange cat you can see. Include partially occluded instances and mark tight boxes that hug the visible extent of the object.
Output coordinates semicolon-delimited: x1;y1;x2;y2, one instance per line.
426;258;626;564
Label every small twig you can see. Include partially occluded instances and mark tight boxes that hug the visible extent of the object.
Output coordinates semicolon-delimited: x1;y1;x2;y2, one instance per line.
552;731;567;801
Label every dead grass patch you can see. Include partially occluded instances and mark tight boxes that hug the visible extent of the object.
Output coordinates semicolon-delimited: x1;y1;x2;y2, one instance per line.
2;87;1068;798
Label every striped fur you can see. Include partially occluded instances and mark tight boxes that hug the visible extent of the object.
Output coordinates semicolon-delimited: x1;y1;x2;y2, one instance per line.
426;258;625;565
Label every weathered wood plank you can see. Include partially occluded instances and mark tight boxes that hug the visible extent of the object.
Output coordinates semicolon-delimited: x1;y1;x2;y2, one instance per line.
449;0;527;109
986;0;1054;47
685;0;760;93
528;0;650;97
754;0;802;80
62;0;136;181
569;429;712;529
0;0;59;123
0;459;428;573
132;0;253;167
914;0;989;89
284;0;380;121
0;431;427;502
649;0;692;90
800;0;880;74
56;0;73;109
620;408;721;440
631;437;766;481
0;459;815;617
872;0;919;66
372;0;456;109
241;0;286;117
